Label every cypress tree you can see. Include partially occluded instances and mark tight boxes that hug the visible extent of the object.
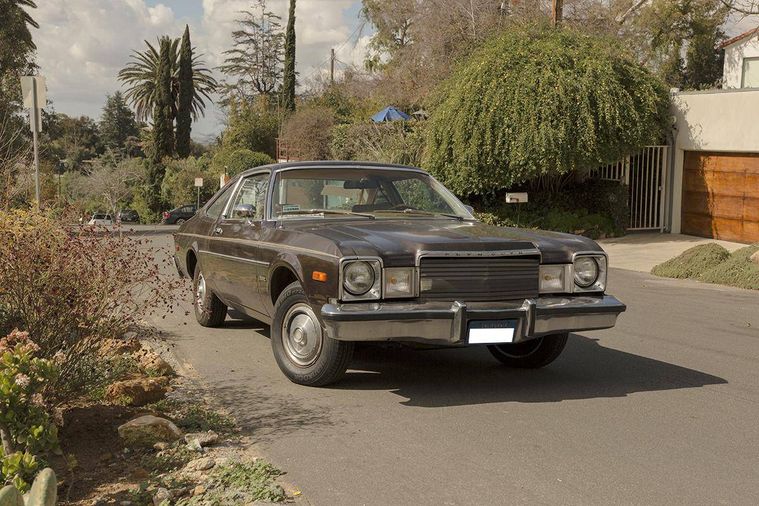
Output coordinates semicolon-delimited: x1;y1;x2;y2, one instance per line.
176;25;194;157
282;0;296;112
147;36;175;214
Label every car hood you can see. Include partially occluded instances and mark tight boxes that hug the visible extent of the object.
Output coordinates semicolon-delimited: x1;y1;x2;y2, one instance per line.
281;218;602;264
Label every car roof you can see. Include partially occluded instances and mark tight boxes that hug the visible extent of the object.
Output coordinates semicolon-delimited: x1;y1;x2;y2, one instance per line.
238;160;428;179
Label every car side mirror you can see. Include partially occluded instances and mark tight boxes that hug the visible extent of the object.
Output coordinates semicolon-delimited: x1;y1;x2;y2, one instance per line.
233;203;256;219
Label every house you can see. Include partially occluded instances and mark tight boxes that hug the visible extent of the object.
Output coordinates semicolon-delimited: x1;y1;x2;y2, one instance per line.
721;27;759;89
665;27;759;244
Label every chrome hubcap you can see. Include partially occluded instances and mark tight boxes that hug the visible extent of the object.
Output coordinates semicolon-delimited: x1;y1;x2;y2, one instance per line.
282;303;322;367
196;273;206;311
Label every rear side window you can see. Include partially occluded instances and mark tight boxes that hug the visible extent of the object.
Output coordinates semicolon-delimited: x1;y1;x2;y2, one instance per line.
206;183;236;219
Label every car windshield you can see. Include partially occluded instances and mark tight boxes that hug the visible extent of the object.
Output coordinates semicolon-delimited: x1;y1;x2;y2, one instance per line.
271;168;473;220
93;214;109;220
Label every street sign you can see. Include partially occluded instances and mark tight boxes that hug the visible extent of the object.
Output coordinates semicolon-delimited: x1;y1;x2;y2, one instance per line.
21;76;46;109
505;192;528;204
194;177;204;187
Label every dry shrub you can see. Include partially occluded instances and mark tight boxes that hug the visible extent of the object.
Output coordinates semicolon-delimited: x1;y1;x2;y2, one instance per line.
0;209;180;399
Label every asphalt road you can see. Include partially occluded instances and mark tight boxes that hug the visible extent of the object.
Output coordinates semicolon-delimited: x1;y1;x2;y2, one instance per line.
147;232;759;506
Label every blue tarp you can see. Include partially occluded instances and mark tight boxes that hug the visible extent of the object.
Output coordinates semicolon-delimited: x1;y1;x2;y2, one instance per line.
371;106;410;122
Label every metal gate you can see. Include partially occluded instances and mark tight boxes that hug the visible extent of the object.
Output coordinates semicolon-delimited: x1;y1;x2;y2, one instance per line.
594;145;670;231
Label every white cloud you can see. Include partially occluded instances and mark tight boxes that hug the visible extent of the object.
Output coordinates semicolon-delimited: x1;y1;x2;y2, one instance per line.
34;0;370;141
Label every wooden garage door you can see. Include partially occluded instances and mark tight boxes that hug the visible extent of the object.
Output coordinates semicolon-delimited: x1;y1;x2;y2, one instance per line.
681;151;759;243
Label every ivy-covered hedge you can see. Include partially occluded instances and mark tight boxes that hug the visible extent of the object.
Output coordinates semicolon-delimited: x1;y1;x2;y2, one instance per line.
424;25;670;196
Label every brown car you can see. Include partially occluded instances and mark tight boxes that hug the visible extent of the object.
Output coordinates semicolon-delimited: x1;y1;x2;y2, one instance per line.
173;161;626;386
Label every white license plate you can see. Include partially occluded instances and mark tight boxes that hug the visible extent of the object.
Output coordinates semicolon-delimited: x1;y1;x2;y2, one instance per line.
467;320;517;344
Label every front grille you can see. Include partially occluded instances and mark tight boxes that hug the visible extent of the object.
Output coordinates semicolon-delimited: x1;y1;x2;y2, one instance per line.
419;255;539;302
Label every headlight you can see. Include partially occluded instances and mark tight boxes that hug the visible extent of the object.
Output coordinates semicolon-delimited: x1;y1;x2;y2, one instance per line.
573;255;607;292
539;265;567;293
384;267;416;298
341;259;381;300
573;257;599;287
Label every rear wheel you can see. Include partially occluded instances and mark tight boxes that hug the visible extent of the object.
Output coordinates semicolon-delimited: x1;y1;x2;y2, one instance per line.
487;333;569;368
192;266;227;327
271;282;354;386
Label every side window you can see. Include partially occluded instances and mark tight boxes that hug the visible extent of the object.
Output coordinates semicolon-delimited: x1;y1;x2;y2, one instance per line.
206;183;236;219
230;174;269;220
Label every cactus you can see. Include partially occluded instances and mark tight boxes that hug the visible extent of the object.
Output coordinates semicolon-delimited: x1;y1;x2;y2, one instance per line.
0;485;24;506
0;468;56;506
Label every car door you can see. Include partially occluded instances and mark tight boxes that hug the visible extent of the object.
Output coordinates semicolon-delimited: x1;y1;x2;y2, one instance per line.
206;172;270;315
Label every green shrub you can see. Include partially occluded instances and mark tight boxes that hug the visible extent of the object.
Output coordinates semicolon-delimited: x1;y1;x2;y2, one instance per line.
160;156;217;208
651;243;731;279
473;180;629;239
0;330;59;491
424;24;669;196
331;122;426;166
699;245;759;290
210;148;274;179
0;209;178;399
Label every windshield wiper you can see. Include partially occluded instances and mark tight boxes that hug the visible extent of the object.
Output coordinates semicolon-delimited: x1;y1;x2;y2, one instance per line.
280;209;375;219
375;209;464;220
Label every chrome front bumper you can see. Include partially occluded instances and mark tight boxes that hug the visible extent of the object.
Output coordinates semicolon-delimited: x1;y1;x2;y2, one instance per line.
321;295;626;345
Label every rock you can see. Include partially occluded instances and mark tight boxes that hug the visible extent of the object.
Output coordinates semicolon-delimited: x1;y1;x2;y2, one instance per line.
184;430;219;448
187;438;204;453
136;350;174;376
99;337;142;356
192;485;206;496
152;488;171;506
185;457;215;472
105;377;168;406
751;250;759;265
118;415;182;448
153;442;169;451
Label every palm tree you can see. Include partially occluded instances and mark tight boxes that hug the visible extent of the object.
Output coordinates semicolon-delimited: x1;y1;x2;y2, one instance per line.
117;37;217;122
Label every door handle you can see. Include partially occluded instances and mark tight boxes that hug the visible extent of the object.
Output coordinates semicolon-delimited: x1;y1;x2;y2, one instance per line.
214;227;223;235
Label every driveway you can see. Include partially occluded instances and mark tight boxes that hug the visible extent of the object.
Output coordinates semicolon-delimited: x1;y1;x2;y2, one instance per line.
149;232;759;505
600;232;745;272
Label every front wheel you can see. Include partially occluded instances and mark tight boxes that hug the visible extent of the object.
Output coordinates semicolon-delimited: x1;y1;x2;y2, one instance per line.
271;282;354;386
487;333;569;368
192;266;227;327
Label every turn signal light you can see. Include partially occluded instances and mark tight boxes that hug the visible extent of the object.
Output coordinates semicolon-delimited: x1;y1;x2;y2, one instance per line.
312;271;328;282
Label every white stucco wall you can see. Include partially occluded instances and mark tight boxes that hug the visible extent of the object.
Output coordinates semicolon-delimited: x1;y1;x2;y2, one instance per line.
669;89;759;233
723;35;759;89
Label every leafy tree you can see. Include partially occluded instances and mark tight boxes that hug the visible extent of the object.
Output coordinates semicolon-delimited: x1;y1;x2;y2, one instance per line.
282;0;297;111
209;148;273;178
77;158;144;218
280;105;335;160
220;0;284;101
99;92;140;154
160;156;215;207
176;25;194;157
44;113;102;171
220;97;279;157
152;36;175;162
118;36;217;122
424;25;669;196
0;0;38;74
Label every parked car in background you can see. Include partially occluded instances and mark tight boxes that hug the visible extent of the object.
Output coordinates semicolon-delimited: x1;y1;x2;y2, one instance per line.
118;209;139;223
162;204;196;225
172;161;627;387
87;213;113;226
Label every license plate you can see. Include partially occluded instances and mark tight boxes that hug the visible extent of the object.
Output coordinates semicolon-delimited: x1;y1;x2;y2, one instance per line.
467;320;517;344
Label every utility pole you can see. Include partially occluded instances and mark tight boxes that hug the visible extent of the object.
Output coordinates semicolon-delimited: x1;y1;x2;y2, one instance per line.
330;48;335;85
551;0;564;27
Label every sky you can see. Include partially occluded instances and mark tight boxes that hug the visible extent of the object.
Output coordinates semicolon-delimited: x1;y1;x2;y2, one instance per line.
31;1;758;142
33;0;372;141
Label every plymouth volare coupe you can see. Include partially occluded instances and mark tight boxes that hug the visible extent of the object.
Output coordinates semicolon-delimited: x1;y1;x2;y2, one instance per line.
173;161;626;386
